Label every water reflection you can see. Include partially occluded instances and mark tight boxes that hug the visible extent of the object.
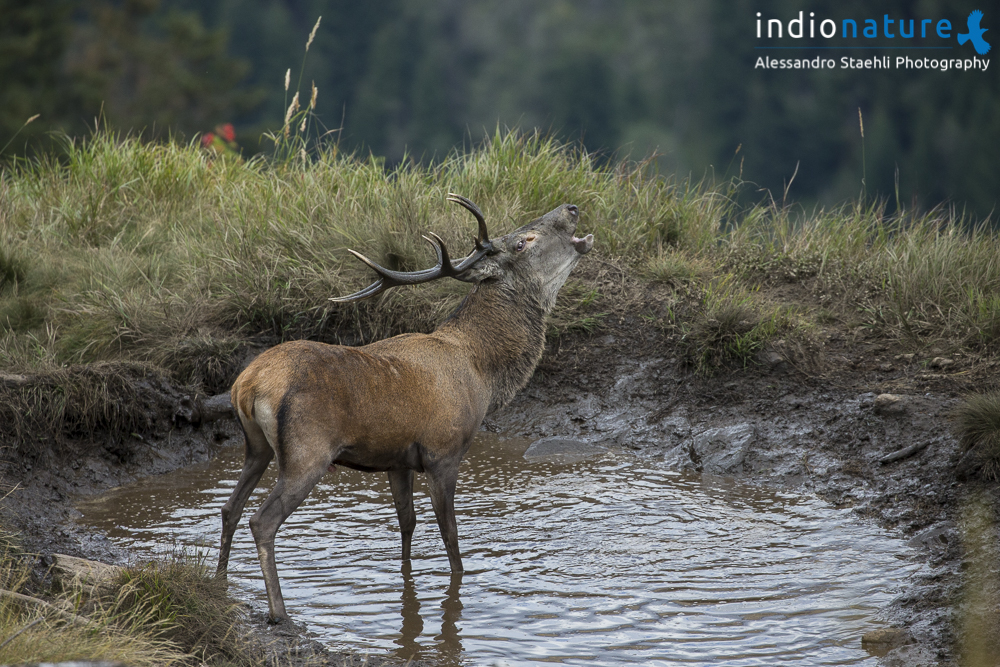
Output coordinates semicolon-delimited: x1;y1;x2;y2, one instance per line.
77;433;921;666
396;562;423;658
438;573;465;665
394;566;464;664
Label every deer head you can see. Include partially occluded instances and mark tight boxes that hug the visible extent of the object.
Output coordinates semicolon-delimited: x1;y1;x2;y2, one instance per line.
332;194;594;310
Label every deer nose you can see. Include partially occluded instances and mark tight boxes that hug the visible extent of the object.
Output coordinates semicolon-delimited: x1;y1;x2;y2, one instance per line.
566;204;579;217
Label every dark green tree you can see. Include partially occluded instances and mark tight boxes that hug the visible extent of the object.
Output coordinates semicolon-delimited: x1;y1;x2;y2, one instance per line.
539;48;620;156
66;0;259;138
0;0;73;151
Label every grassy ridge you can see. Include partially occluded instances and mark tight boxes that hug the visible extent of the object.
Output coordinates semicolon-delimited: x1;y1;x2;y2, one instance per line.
1;128;1000;386
0;129;724;384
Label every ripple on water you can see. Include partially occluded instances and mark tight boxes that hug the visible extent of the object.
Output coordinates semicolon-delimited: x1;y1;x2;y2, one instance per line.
77;434;920;666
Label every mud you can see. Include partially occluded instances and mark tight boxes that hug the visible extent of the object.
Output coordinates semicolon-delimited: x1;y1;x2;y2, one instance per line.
1;314;998;666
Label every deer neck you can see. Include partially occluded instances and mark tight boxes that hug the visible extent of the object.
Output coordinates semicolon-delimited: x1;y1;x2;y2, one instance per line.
435;281;548;413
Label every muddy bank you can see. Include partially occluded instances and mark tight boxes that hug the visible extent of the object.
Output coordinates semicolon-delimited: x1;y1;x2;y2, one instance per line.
1;322;997;666
0;370;231;561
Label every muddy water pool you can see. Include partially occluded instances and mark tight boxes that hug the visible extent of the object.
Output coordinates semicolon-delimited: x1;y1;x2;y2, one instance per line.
77;434;920;666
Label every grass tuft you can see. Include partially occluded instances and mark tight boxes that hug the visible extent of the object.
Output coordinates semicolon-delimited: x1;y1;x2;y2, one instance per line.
547;281;606;337
0;538;261;666
100;557;254;665
643;248;706;288
681;276;798;373
953;391;1000;480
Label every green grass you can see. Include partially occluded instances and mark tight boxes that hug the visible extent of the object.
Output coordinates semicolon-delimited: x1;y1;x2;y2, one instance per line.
954;391;1000;481
643;247;707;288
0;128;729;373
721;199;1000;349
679;275;800;373
1;127;1000;394
99;557;254;665
0;527;259;667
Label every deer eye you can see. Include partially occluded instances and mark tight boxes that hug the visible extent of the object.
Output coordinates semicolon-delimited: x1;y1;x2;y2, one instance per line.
515;238;527;251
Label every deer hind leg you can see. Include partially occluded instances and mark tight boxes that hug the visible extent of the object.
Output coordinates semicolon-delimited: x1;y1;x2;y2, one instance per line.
426;464;464;573
218;419;274;578
388;469;416;562
248;446;328;623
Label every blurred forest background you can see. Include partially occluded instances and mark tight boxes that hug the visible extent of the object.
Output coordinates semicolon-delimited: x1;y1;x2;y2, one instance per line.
2;0;997;218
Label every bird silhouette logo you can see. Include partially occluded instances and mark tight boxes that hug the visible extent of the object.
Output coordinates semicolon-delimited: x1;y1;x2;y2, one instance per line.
958;10;990;55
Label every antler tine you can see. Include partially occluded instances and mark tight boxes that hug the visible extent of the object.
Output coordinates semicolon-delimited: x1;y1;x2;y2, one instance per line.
426;233;456;276
331;195;496;302
329;246;447;303
329;277;386;303
446;193;495;254
422;234;445;267
429;231;490;275
420;232;487;282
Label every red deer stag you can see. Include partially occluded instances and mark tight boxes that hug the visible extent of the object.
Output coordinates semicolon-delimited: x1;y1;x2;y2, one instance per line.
217;194;594;622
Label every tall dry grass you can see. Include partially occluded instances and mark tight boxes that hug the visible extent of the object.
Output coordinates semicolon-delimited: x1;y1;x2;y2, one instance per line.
0;527;258;666
0;129;727;381
1;127;998;391
722;199;1000;349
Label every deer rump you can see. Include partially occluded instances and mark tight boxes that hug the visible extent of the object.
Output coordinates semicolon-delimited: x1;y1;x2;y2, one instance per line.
217;195;593;623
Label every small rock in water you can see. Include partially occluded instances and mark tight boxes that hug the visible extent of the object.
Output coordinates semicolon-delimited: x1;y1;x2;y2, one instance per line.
523;437;606;463
861;626;913;657
906;522;956;550
688;423;755;475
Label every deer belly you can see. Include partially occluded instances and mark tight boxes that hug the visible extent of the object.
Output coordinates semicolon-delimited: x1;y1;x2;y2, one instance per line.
332;439;425;473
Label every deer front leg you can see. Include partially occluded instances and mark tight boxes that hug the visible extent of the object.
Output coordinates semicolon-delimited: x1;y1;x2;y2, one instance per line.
426;465;463;573
388;469;416;562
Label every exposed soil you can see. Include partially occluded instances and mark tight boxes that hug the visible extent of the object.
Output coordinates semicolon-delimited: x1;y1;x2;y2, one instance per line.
2;274;999;666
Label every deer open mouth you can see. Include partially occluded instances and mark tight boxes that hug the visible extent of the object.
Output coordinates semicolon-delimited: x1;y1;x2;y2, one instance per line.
572;234;595;255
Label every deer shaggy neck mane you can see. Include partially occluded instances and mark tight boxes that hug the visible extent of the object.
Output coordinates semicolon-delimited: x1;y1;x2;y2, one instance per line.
436;279;548;413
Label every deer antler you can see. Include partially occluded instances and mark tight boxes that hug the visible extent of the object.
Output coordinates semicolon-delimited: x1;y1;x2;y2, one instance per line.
331;194;496;302
445;193;496;255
